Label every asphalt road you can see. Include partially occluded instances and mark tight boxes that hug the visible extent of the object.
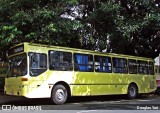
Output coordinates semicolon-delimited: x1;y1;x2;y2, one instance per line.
0;94;160;112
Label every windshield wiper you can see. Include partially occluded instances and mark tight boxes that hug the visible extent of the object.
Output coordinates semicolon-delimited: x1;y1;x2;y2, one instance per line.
16;56;25;66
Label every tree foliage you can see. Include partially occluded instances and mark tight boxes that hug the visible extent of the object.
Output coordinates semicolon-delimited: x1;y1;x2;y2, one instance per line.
0;0;82;48
75;0;160;58
0;0;159;61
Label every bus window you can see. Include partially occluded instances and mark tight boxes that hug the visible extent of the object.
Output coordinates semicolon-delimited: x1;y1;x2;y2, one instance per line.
49;51;73;71
137;60;148;74
74;53;93;72
95;56;112;73
128;59;137;74
113;58;128;73
148;61;154;75
8;53;27;77
29;53;47;76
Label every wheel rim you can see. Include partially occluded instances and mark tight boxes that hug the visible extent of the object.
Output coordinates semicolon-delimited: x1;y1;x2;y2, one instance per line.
56;89;65;101
129;87;136;97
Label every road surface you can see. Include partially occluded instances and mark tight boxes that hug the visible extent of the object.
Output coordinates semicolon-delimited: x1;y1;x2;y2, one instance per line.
0;94;160;111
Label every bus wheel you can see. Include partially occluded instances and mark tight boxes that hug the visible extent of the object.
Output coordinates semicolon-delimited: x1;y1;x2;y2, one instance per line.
51;84;68;105
127;84;138;99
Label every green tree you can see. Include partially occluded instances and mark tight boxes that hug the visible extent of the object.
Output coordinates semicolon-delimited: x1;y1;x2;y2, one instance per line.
0;0;159;61
75;0;160;58
0;0;82;61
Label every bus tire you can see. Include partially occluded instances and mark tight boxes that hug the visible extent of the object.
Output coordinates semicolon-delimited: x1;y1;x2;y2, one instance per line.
51;84;68;105
127;84;138;99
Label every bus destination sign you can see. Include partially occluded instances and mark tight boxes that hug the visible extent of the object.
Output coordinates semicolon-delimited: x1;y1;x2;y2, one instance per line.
8;45;24;56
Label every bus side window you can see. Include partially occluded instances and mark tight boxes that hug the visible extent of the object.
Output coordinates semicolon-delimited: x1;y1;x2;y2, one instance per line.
128;59;137;74
104;57;112;72
113;58;128;73
95;56;103;72
138;60;148;74
49;51;73;71
30;54;39;68
74;53;93;72
29;52;47;76
94;55;112;73
148;61;154;75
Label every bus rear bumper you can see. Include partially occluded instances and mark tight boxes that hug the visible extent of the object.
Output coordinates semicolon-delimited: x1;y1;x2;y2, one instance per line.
4;90;50;99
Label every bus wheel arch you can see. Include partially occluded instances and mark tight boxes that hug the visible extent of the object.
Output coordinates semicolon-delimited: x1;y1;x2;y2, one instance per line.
51;81;71;105
127;83;138;99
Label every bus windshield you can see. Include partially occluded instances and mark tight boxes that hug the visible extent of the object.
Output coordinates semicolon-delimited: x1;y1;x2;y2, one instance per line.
7;54;27;77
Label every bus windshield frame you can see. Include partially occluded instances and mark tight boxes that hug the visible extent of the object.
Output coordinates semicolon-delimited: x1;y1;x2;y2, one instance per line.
7;53;27;77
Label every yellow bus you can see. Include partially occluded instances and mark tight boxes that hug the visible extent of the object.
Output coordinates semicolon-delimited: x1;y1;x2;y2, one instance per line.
4;42;156;104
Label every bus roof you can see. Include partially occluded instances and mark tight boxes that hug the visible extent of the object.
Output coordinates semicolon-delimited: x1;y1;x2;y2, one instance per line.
10;42;153;61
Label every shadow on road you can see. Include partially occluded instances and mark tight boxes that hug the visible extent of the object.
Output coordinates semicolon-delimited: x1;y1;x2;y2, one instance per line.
0;94;152;106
